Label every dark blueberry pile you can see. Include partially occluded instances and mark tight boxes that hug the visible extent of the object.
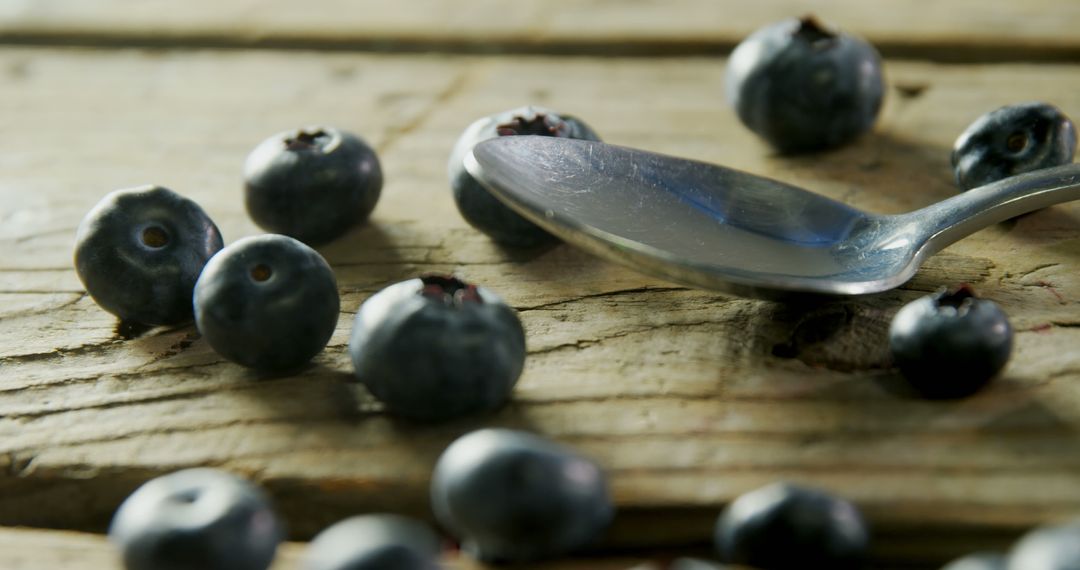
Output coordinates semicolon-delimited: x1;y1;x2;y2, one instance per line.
68;12;1078;569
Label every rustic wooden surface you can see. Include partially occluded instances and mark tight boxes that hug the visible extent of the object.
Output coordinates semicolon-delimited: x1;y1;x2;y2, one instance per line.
0;0;1078;61
0;527;655;569
0;6;1079;570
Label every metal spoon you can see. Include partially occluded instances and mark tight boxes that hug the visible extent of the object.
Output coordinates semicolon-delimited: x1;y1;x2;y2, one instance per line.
465;137;1080;299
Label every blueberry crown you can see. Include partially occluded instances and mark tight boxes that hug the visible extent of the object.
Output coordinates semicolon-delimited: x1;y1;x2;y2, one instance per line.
420;274;483;306
496;113;570;138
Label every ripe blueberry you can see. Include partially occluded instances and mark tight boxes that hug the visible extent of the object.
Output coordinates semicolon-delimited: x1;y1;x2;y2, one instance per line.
305;514;442;570
349;275;525;422
74;185;223;326
244;126;382;246
194;234;339;370
725;16;884;153
888;285;1013;399
448;105;601;247
951;102;1077;191
942;552;1006;570
430;428;613;563
1006;521;1080;570
108;468;284;570
714;482;869;569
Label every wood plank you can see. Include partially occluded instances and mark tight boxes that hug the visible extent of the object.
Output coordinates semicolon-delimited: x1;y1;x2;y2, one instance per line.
0;46;1078;568
0;526;653;569
0;1;1078;61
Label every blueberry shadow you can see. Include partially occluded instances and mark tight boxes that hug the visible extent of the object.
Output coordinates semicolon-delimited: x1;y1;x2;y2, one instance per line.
317;220;404;267
774;130;957;213
759;295;903;374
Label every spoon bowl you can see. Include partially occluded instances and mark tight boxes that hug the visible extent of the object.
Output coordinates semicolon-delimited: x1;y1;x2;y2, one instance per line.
465;137;1080;299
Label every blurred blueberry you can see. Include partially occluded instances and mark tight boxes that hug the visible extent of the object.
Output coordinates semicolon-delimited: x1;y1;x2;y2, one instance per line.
305;514;442;570
942;552;1006;570
1006;520;1080;570
725;16;884;153
431;428;613;562
109;468;283;570
714;482;869;569
952;102;1076;190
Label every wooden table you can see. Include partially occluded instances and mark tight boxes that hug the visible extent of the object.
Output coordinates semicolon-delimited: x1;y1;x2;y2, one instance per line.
1;2;1079;568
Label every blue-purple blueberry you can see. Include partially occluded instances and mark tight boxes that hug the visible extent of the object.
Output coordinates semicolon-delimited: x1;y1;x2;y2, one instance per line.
889;286;1013;399
74;185;223;325
349;275;525;422
109;468;284;570
449;105;601;247
431;428;613;563
305;514;442;570
194;234;339;370
951;102;1077;191
942;552;1006;570
714;482;869;569
1006;520;1080;570
725;16;884;153
244;126;382;246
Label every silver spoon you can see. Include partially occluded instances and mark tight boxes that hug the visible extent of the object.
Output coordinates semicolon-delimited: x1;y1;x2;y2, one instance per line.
465;137;1080;299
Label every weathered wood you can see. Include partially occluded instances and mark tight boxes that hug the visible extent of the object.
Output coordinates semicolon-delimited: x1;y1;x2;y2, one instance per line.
0;1;1078;61
0;526;653;569
0;47;1078;568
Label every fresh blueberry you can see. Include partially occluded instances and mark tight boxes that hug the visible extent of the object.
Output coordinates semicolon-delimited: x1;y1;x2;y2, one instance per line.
305;514;442;570
430;428;613;563
889;285;1013;399
74;185;223;326
109;468;284;570
951;102;1077;191
725;16;884;153
194;234;339;370
1006;521;1080;570
448;105;601;247
714;482;869;569
244;126;382;246
349;275;525;422
942;552;1006;570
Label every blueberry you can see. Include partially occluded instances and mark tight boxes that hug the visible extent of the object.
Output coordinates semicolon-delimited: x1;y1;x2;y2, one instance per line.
889;285;1013;399
109;468;284;570
194;234;339;370
244;126;382;246
1006;521;1080;570
942;552;1006;570
951;102;1077;190
305;514;442;570
725;16;884;153
74;185;223;325
714;482;869;569
448;105;601;247
349;275;525;422
430;428;613;562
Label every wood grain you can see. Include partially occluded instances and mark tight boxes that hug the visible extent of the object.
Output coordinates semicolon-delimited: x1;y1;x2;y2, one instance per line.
0;526;656;570
0;1;1078;61
0;47;1078;568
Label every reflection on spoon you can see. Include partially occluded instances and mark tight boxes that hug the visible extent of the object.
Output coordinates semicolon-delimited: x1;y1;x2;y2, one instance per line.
465;137;1080;299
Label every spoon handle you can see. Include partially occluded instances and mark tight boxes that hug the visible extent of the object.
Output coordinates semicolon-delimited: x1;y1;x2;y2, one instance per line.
914;163;1080;254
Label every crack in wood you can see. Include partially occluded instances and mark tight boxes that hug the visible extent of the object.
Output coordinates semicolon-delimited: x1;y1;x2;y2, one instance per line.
374;66;473;155
527;319;727;355
516;286;694;312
